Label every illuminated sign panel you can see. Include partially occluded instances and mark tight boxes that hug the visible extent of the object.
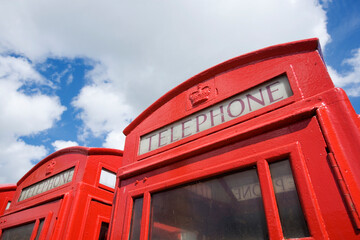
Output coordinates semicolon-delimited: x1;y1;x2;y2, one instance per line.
139;75;292;155
18;167;74;201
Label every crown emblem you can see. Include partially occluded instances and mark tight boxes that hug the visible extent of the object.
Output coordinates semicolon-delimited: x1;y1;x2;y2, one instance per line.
46;160;56;175
189;85;211;107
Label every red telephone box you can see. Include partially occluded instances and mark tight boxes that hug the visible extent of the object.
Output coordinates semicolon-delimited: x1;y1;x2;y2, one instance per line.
109;38;360;239
0;147;123;240
0;184;16;216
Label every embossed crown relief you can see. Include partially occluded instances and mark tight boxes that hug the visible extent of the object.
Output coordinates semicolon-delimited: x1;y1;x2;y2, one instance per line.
186;78;216;110
46;160;56;175
189;84;211;107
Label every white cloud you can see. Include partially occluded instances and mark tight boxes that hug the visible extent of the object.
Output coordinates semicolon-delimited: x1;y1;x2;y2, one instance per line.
0;140;47;184
72;70;133;149
67;0;328;148
103;130;126;150
52;140;79;151
66;74;73;85
327;48;360;96
0;1;330;102
0;57;66;138
0;55;45;86
0;0;333;180
0;55;66;183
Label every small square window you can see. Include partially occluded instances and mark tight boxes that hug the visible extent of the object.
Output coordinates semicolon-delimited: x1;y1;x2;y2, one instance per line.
99;169;116;189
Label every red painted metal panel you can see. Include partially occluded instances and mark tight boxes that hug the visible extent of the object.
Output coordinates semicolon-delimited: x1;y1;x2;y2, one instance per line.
0;199;61;239
122;39;333;166
0;184;16;216
114;116;360;239
111;39;360;239
82;199;112;239
0;147;123;239
123;38;325;136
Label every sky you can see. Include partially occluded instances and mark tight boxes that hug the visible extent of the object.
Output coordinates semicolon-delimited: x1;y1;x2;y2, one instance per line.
0;0;359;184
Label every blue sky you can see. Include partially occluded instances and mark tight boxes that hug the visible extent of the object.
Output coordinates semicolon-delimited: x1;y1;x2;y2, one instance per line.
0;0;359;183
324;0;360;112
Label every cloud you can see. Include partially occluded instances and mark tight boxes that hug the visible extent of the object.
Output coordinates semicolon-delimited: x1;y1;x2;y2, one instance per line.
327;48;360;96
0;56;66;137
52;140;79;151
72;68;133;149
68;0;328;148
0;0;332;181
0;1;330;102
0;55;66;183
0;140;47;184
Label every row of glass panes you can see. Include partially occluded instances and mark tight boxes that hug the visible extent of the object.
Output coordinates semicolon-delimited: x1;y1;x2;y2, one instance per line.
129;160;309;240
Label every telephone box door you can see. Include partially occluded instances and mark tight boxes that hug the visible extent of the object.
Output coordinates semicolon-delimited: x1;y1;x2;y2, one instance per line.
121;117;359;240
82;200;112;240
0;200;61;240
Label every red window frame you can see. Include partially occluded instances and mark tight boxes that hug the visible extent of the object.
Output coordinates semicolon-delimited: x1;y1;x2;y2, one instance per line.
117;118;328;240
0;199;62;240
96;162;118;192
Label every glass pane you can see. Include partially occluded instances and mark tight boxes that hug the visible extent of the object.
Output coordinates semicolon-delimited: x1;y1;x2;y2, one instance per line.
129;197;144;240
98;222;109;240
1;221;35;240
34;219;45;240
149;168;268;240
5;201;11;210
99;169;116;189
269;160;310;238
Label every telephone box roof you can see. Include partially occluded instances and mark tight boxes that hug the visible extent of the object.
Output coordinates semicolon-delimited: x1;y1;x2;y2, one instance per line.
123;38;321;135
17;146;123;186
0;184;17;192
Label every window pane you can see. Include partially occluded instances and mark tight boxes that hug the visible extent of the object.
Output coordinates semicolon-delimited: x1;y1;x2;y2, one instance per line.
5;201;11;210
269;160;310;238
98;222;109;240
34;219;45;240
129;197;144;240
99;169;116;189
149;168;268;240
1;222;35;240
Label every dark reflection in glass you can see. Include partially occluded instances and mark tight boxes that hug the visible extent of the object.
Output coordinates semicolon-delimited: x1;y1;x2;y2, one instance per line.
1;221;35;240
98;222;109;240
129;197;144;240
149;168;268;240
34;219;45;240
269;160;310;238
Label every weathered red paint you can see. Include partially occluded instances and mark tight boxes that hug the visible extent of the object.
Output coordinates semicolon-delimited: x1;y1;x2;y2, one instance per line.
0;147;123;240
110;38;360;239
0;184;16;216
